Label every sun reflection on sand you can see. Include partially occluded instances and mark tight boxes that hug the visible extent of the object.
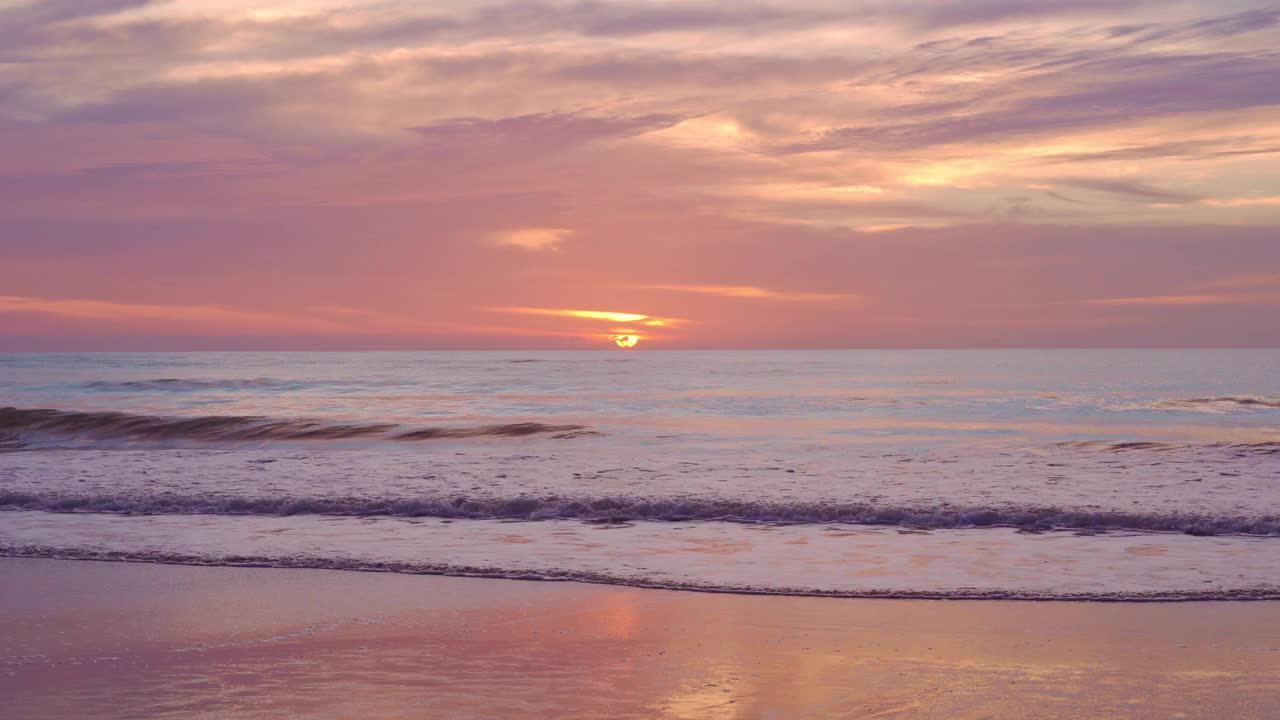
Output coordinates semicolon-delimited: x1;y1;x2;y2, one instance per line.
6;561;1280;719
658;665;753;720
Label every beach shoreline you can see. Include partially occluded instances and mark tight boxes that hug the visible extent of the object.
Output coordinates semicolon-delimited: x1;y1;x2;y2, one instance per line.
6;543;1280;602
4;557;1278;719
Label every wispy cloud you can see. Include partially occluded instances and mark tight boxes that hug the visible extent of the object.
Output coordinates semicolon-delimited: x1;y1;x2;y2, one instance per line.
0;295;339;332
491;228;573;251
413;112;686;151
1052;178;1200;204
1080;293;1280;307
1203;196;1280;208
0;295;639;343
1200;272;1280;290
633;284;863;303
490;307;686;327
1044;137;1280;163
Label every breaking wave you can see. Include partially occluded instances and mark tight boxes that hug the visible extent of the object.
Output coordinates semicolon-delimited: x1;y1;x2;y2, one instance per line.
1181;396;1280;409
5;544;1278;602
0;407;594;449
82;378;297;392
1136;396;1280;412
1058;439;1280;455
3;490;1277;536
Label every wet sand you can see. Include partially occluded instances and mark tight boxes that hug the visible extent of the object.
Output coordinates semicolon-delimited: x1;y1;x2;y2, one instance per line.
2;558;1278;719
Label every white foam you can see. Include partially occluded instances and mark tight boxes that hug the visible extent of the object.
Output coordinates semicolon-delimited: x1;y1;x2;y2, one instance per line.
3;512;1278;601
3;442;1277;534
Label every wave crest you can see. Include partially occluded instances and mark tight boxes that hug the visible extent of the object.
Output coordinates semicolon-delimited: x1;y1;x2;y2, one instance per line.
82;378;294;391
1058;439;1280;454
0;407;592;449
3;490;1277;536
1140;396;1280;412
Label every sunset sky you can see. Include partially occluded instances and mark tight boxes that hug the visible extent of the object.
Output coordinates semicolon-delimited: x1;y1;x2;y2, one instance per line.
2;0;1278;349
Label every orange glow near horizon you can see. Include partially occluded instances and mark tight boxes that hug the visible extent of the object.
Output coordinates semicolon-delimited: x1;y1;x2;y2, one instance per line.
492;307;687;336
494;307;652;323
612;334;640;348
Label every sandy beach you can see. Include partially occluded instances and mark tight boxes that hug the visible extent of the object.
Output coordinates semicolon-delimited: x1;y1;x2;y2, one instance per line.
3;558;1278;719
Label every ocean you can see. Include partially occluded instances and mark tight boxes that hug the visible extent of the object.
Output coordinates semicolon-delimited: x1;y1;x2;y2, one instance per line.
1;349;1277;600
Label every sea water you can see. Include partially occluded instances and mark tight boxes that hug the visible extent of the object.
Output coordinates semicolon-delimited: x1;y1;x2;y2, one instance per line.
2;350;1277;599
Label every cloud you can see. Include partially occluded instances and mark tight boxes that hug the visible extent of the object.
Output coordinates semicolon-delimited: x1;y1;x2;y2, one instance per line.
1052;177;1200;203
893;0;1156;30
0;0;154;27
0;2;848;73
469;1;838;37
1080;294;1279;307
1033;187;1091;205
412;112;687;151
1044;137;1280;163
0;295;645;343
492;307;647;322
785;47;1280;155
491;228;573;251
57;75;308;127
633;284;863;303
1203;196;1280;207
15;2;1278;165
491;307;685;328
0;295;340;333
1124;8;1280;44
1201;272;1280;290
858;223;914;233
5;218;1280;348
0;0;1163;65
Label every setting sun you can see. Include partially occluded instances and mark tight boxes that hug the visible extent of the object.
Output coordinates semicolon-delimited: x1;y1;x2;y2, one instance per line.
612;335;640;349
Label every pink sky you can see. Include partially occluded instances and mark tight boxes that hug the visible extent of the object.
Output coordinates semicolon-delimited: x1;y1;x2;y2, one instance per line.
1;0;1278;349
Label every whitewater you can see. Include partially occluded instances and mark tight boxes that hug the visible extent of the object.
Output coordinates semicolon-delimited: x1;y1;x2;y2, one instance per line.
2;350;1278;600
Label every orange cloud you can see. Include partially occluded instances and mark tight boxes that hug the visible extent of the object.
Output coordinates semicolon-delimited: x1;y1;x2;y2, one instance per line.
858;224;913;233
1080;294;1280;307
0;295;338;333
0;295;637;342
633;284;862;303
1202;273;1280;290
495;307;646;322
491;307;686;326
490;228;573;251
721;183;887;201
1203;197;1280;208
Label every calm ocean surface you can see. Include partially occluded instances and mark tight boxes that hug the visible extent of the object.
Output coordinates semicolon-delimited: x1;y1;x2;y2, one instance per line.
2;350;1278;599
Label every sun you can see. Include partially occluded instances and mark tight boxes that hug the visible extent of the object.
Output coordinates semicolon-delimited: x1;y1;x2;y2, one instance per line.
612;334;640;349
